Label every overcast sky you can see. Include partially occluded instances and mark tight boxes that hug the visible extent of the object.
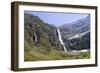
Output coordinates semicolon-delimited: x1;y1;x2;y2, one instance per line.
25;11;89;26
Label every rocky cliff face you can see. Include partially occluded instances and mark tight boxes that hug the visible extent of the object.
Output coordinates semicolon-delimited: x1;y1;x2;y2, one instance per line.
59;16;90;50
25;13;90;52
24;13;63;54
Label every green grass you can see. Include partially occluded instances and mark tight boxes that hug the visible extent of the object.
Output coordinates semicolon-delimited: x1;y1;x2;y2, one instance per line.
24;49;90;61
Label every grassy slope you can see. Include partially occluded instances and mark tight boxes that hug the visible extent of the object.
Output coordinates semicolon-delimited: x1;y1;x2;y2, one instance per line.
24;47;90;61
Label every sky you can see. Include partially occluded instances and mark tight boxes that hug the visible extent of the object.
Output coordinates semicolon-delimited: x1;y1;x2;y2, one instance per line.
25;11;89;26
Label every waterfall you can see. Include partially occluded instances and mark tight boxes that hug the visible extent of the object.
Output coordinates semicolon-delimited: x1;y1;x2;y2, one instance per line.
57;27;67;52
34;32;37;43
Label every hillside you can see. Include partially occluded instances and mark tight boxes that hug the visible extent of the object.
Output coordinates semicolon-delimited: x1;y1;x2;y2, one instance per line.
24;13;90;61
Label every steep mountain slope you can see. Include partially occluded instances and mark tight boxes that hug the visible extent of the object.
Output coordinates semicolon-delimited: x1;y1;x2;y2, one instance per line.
59;16;90;50
59;16;90;38
24;13;63;55
24;13;90;61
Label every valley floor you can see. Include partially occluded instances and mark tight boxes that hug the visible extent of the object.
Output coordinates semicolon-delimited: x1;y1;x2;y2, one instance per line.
24;49;90;61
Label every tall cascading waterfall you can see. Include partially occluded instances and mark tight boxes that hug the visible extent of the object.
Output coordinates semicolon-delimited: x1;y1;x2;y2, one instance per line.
32;24;38;43
34;31;37;43
57;27;67;52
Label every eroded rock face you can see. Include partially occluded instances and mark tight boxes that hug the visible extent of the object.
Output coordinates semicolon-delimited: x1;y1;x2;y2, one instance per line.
59;16;90;50
24;13;63;54
24;12;90;53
